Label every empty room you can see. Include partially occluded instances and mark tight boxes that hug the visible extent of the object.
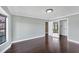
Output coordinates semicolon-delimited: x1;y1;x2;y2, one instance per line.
0;6;79;53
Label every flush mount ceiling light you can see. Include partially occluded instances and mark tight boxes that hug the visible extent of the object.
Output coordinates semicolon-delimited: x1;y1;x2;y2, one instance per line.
46;9;53;13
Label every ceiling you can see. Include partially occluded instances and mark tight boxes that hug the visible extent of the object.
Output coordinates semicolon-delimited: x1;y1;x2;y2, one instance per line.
7;6;79;20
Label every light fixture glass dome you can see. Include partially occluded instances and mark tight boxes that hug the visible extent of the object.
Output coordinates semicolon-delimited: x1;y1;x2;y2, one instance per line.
46;9;53;13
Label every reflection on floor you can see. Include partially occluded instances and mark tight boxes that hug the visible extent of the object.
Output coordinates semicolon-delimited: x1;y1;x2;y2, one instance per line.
5;36;79;53
53;37;60;52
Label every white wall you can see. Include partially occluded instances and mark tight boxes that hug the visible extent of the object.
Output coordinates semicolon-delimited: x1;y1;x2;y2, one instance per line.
12;15;45;42
68;14;79;42
0;7;12;52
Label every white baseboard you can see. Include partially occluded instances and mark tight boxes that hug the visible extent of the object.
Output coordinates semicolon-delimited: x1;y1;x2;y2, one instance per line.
12;35;45;43
69;39;79;44
1;44;11;53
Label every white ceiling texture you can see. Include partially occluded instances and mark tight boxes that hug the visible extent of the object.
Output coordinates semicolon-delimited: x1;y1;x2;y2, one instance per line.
7;6;79;20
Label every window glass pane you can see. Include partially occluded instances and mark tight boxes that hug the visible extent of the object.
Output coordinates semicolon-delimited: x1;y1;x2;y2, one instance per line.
2;36;6;43
0;36;2;44
0;36;6;44
0;30;5;36
0;14;6;45
0;16;6;22
0;23;5;29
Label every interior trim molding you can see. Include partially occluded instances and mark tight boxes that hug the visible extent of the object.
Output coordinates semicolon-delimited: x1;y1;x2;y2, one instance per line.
12;35;45;43
50;12;79;21
69;39;79;44
1;44;11;53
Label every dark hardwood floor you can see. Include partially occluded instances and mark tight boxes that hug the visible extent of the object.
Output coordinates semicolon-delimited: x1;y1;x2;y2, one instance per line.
59;35;68;52
5;36;79;53
5;36;49;53
68;41;79;53
5;36;56;53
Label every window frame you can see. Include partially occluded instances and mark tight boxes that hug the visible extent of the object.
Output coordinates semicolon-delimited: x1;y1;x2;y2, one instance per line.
0;13;7;45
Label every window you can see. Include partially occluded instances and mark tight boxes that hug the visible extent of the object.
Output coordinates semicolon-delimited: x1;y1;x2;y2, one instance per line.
53;22;58;33
0;14;6;45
